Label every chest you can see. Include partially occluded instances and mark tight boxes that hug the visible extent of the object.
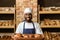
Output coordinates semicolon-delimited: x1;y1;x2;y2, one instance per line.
24;23;35;29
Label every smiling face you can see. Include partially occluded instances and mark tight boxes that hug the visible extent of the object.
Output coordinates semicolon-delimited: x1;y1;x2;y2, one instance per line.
24;13;32;22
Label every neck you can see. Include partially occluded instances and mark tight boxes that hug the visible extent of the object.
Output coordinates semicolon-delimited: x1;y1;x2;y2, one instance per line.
25;20;32;23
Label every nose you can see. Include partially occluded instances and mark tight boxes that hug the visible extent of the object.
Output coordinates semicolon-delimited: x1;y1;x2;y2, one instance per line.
27;15;30;17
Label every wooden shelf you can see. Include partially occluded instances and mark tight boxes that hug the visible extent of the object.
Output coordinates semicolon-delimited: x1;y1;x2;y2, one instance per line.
41;25;60;28
0;26;14;28
0;7;15;13
39;11;60;14
40;20;60;28
0;11;15;13
51;32;60;34
0;33;14;36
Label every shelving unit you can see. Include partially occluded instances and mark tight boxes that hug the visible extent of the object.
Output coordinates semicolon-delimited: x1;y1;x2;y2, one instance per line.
0;7;15;28
0;7;15;36
39;11;60;28
0;0;15;36
38;0;60;34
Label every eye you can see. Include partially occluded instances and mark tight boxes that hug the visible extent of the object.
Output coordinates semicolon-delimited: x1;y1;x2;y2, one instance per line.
25;14;28;15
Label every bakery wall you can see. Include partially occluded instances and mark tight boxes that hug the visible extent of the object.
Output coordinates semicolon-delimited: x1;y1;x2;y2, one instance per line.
16;0;38;26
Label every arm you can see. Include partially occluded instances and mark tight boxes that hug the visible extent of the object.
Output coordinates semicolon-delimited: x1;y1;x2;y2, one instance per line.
12;23;23;40
35;23;44;39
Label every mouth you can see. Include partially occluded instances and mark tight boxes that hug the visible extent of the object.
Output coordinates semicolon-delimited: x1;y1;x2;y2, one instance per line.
27;18;30;20
25;17;32;21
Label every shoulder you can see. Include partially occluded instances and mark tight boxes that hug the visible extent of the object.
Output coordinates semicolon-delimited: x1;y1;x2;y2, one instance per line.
17;22;24;27
33;22;40;27
33;22;41;29
18;22;24;25
33;22;39;25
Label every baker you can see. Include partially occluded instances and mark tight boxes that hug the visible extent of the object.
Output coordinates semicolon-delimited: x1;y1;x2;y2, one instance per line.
13;8;44;40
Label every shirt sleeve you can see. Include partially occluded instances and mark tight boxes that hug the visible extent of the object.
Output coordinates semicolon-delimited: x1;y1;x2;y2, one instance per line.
15;23;22;34
36;23;43;34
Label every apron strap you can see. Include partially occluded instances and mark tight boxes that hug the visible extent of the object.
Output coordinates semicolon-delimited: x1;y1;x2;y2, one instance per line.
23;21;25;29
32;22;35;29
32;22;36;33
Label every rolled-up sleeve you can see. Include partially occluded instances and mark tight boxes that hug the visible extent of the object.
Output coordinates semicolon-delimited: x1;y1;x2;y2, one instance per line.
36;23;43;34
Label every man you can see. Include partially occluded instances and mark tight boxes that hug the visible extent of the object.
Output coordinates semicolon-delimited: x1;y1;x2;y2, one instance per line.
13;8;44;40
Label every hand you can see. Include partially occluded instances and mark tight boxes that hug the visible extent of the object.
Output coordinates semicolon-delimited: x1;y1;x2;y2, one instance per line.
22;34;29;38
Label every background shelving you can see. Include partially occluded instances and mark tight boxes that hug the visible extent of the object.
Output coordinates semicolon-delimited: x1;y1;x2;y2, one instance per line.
38;0;60;33
0;0;16;36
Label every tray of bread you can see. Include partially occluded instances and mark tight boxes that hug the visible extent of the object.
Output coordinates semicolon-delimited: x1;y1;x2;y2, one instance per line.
13;34;43;40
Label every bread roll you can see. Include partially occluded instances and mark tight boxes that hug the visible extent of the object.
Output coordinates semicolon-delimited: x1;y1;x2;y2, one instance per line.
34;34;40;38
22;34;28;38
29;34;34;38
